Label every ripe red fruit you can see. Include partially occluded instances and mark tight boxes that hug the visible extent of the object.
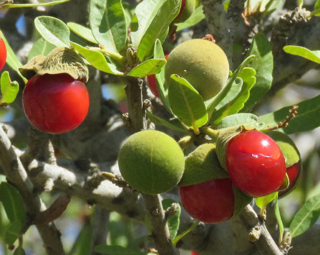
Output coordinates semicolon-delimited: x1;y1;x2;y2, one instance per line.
0;37;7;71
179;178;235;223
147;55;169;98
226;130;286;197
191;251;199;255
23;73;89;134
279;162;301;196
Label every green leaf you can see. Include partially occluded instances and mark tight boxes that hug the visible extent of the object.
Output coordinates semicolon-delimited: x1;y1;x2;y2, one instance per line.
241;33;273;112
315;0;320;16
67;22;98;44
132;0;180;60
128;59;166;77
89;0;127;53
284;46;320;64
216;113;260;130
70;41;123;75
13;247;26;255
206;55;255;117
146;111;188;133
256;192;277;209
289;193;320;237
27;38;56;61
232;186;252;218
214;78;243;110
258;95;320;134
34;16;70;47
4;221;23;245
0;0;71;9
274;196;284;240
0;182;26;224
67;219;92;255
176;5;205;31
1;32;27;83
0;71;19;104
162;199;181;240
153;39;172;114
94;245;146;255
168;75;208;132
210;67;256;125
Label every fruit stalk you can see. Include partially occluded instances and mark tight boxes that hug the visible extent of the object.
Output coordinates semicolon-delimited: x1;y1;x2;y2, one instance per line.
124;77;179;255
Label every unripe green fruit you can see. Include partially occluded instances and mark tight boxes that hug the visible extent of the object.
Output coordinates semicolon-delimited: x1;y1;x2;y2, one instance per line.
118;130;185;194
173;0;196;24
165;39;229;101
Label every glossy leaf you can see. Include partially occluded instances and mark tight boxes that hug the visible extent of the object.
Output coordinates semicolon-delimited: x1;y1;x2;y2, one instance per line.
146;111;188;133
70;41;123;75
1;33;27;83
89;0;127;53
256;192;277;209
216;113;259;130
153;39;172;114
0;71;19;104
132;0;180;60
241;33;273;112
168;75;208;132
94;245;146;255
0;182;25;224
176;5;205;31
206;55;255;117
289;193;320;237
284;46;320;64
0;0;70;9
27;38;56;61
67;22;98;44
274;196;284;241
258;94;320;134
35;16;70;47
4;221;22;245
128;59;166;77
214;78;243;110
162;199;181;240
211;67;256;125
315;0;320;16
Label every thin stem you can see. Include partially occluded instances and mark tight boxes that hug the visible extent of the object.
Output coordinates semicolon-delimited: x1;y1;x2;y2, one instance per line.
172;220;199;246
201;127;220;142
309;8;320;18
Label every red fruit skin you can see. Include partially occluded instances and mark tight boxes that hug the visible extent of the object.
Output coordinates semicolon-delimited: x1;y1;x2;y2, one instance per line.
179;178;235;224
174;0;186;21
191;251;199;255
23;73;89;134
279;162;301;197
147;55;168;98
226;130;286;197
0;38;7;71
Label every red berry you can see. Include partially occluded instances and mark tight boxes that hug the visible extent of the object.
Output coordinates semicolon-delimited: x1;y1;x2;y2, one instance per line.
279;162;301;196
0;37;7;71
23;73;89;134
226;130;286;197
147;55;168;98
179;178;234;223
191;251;199;255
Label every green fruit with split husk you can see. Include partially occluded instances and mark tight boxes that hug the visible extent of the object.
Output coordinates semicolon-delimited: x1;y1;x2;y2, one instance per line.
174;0;196;24
165;39;229;101
118;130;185;194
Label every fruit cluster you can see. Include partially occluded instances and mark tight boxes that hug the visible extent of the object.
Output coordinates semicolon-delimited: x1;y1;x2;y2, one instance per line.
117;128;301;224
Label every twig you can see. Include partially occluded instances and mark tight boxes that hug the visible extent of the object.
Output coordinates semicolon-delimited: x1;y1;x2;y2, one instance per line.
239;205;283;255
124;77;179;255
0;125;65;255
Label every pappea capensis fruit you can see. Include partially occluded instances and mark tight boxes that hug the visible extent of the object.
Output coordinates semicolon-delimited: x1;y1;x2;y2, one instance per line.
173;0;196;24
23;73;89;134
225;130;286;197
118;130;185;194
0;37;7;71
165;39;229;101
